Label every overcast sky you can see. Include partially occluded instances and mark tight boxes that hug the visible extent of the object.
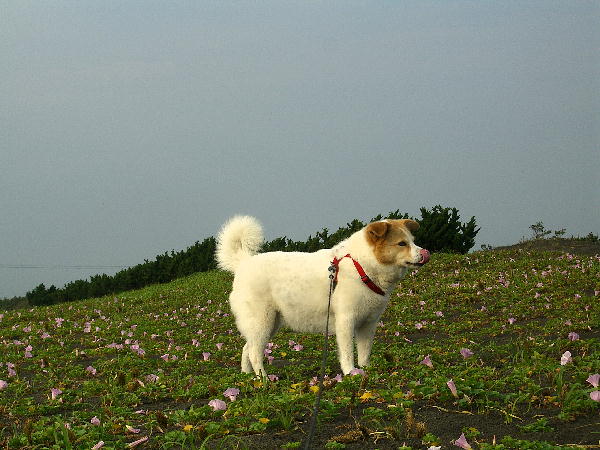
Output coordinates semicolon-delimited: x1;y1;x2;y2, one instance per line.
1;1;599;299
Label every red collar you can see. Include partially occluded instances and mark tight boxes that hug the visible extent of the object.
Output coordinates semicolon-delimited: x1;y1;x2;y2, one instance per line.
331;254;385;296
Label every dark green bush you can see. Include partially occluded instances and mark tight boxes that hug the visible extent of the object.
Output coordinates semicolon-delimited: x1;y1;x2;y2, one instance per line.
263;205;479;255
413;205;479;254
24;206;478;306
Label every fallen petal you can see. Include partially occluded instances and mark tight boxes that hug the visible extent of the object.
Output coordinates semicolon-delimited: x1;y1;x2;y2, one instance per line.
560;351;572;366
127;436;148;448
208;399;227;411
586;374;600;388
447;379;459;398
420;355;433;368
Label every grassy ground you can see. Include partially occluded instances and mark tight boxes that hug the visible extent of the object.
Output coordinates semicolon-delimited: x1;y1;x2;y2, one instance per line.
1;244;598;449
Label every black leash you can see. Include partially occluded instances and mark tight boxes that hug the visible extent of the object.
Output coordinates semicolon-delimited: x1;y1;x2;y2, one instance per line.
302;261;337;450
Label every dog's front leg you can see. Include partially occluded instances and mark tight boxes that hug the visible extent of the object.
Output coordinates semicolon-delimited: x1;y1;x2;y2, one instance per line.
356;321;378;368
335;314;355;374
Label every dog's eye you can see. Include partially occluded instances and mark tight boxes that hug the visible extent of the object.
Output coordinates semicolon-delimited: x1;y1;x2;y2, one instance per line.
398;241;407;247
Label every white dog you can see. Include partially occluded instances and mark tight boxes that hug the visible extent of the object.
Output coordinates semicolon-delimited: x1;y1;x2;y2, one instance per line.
216;216;430;375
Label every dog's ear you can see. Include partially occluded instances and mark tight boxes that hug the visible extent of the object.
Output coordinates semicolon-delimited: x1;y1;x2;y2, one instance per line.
366;221;389;244
400;219;420;233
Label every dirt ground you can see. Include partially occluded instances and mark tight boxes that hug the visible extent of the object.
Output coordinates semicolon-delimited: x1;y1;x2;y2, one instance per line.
234;399;599;449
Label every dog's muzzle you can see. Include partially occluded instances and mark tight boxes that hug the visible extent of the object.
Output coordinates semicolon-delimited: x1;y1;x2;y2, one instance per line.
416;249;430;266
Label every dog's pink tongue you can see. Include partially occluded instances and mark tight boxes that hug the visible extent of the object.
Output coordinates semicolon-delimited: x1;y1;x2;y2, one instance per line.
420;249;430;264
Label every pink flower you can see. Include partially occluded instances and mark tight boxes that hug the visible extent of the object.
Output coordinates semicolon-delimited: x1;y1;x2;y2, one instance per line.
202;352;211;361
590;391;600;402
92;441;105;449
50;388;62;400
268;374;279;382
0;380;7;390
508;317;516;324
568;332;580;341
293;344;303;351
125;425;141;434
86;366;97;376
146;374;159;383
420;355;433;368
454;433;472;449
586;374;600;388
160;354;170;361
208;399;227;411
223;387;240;401
90;416;101;425
349;368;365;376
560;351;572;366
215;343;224;350
460;348;474;359
447;379;458;398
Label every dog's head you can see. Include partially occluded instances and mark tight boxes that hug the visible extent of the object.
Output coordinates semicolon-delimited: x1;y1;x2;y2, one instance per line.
365;219;430;268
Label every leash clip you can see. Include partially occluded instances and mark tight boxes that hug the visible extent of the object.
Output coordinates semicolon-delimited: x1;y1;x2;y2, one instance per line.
328;260;338;280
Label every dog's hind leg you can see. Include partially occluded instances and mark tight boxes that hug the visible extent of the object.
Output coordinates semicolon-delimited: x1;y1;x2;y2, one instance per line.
269;312;282;339
241;342;252;373
245;311;280;377
240;312;279;374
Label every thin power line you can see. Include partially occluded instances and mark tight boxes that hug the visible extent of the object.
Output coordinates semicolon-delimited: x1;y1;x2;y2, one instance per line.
0;264;129;270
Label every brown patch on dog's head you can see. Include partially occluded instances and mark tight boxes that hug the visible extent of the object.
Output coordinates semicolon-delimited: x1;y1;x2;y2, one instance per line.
399;219;419;233
365;219;420;265
366;221;390;246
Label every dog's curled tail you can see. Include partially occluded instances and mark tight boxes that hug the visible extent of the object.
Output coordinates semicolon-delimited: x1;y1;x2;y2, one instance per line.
215;215;264;272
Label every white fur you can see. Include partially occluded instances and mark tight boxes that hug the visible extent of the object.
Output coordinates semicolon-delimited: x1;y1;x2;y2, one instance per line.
215;215;264;272
216;216;426;375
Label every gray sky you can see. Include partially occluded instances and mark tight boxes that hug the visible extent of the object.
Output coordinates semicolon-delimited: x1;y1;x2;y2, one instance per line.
2;1;599;299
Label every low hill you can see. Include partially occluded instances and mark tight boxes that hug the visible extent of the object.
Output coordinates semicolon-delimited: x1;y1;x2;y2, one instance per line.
495;237;600;256
0;246;598;448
